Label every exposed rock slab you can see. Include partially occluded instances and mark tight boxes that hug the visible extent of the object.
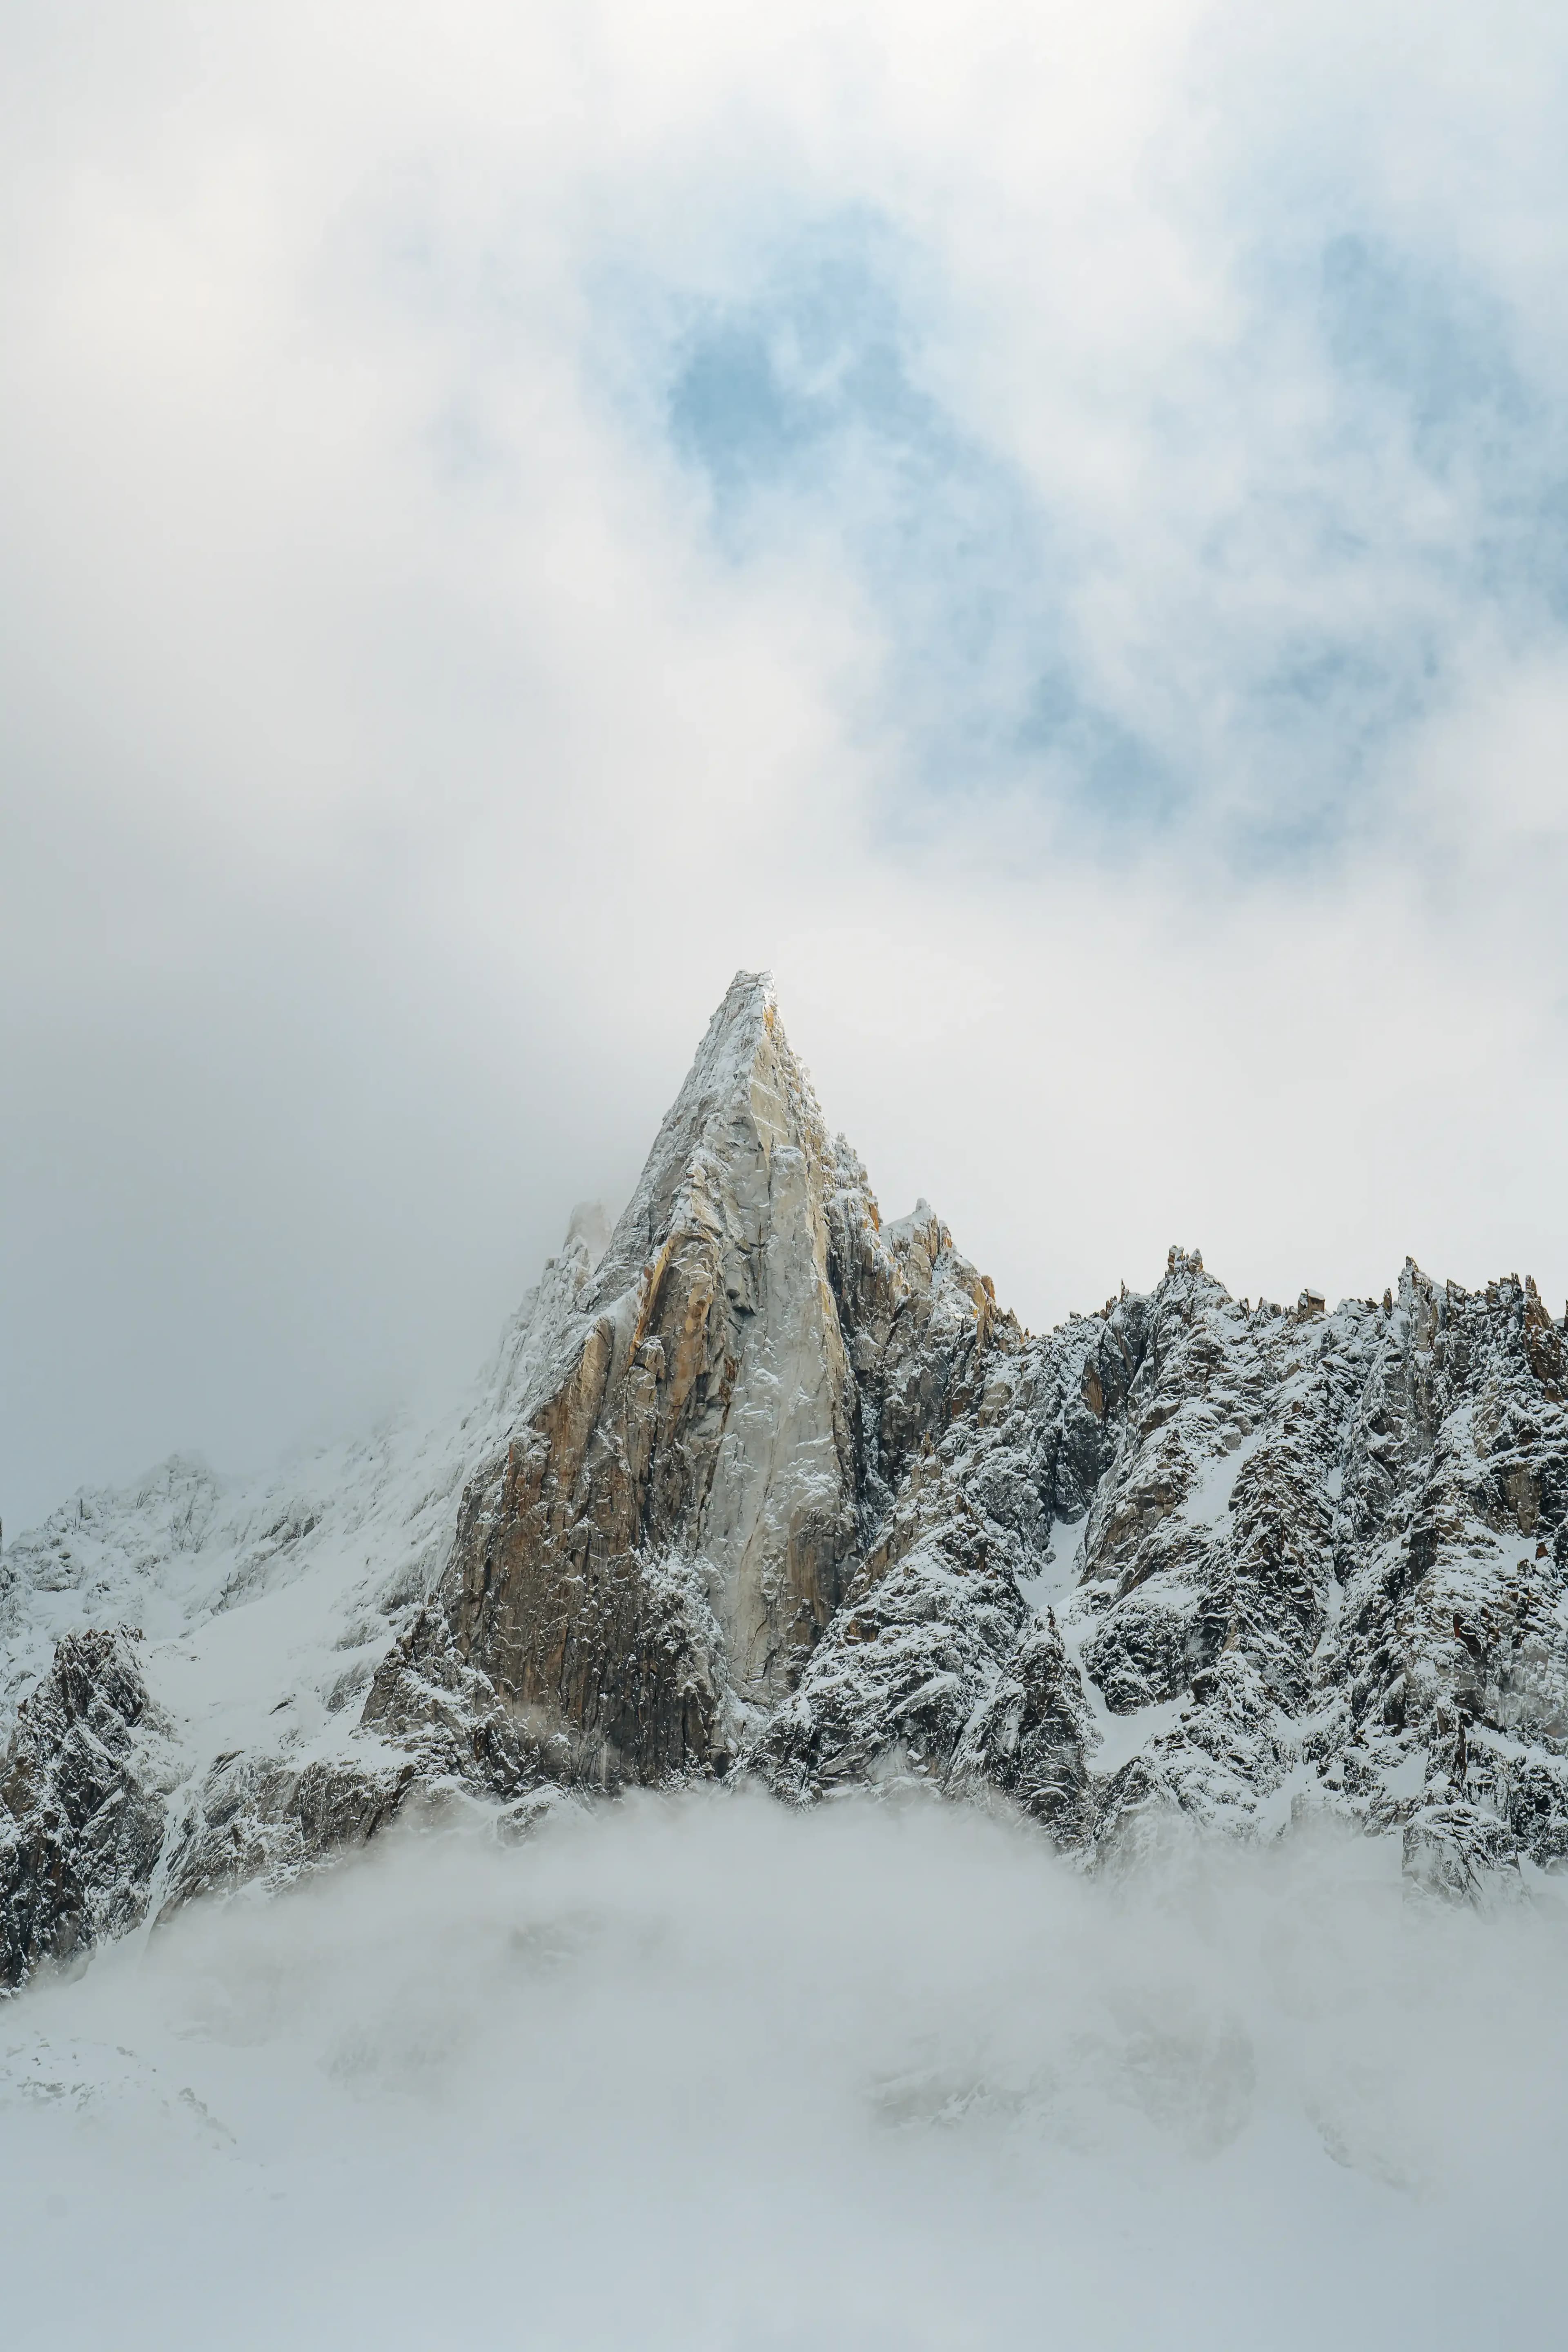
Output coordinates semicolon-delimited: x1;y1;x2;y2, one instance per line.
0;1629;173;1984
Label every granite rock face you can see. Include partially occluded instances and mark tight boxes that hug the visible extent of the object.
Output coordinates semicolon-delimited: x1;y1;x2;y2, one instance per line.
368;977;1008;1789
4;972;1567;1984
0;1629;173;1985
392;976;869;1781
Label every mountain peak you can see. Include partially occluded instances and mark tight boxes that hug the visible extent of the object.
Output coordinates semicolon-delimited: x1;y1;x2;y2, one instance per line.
670;969;781;1110
666;967;784;1121
7;978;1568;1990
589;969;812;1306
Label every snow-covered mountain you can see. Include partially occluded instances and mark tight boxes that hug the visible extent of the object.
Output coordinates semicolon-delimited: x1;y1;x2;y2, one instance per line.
4;971;1566;1985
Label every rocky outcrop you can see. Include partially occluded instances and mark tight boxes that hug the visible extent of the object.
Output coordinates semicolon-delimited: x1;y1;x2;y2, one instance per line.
367;976;864;1785
3;971;1567;1987
372;978;1011;1788
0;1629;172;1984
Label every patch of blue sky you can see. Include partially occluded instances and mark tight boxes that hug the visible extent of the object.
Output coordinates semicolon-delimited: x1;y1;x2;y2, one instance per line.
1223;633;1443;873
653;211;1568;872
664;215;1173;848
1319;235;1533;469
1315;234;1568;634
668;232;920;499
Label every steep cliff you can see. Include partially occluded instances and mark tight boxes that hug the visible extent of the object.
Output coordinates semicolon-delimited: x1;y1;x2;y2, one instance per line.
3;973;1566;1985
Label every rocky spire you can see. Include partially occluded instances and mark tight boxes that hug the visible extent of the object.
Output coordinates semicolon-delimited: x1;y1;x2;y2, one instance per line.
398;971;868;1779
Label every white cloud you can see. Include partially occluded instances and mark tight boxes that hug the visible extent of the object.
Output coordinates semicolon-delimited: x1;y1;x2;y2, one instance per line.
3;0;1568;1523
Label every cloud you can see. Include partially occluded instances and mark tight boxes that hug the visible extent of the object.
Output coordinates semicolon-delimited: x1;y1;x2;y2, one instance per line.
7;1795;1568;2349
638;146;1568;864
2;0;1568;1526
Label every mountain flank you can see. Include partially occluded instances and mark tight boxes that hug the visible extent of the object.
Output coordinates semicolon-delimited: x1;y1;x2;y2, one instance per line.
4;972;1566;1984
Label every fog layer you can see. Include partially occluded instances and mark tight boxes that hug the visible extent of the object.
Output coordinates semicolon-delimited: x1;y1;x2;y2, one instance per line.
4;1795;1564;2350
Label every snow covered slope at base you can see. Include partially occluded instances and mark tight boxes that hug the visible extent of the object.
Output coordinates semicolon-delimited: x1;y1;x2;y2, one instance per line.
4;1797;1566;2352
0;1218;608;1976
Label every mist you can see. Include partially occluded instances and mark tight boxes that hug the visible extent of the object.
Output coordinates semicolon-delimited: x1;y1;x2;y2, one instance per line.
5;1793;1565;2350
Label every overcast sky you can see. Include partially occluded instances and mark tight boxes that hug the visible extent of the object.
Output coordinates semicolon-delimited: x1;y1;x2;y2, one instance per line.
3;0;1567;1530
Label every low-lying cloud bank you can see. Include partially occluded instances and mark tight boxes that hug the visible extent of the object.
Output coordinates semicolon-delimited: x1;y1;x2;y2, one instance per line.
4;1794;1565;2350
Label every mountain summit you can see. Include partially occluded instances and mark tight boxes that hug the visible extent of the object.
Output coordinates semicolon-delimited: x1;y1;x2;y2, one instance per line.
4;975;1567;1983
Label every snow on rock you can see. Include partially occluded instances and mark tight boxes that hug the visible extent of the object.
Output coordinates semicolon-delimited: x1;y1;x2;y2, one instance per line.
0;1628;175;1984
0;1211;610;1982
4;974;1568;1986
